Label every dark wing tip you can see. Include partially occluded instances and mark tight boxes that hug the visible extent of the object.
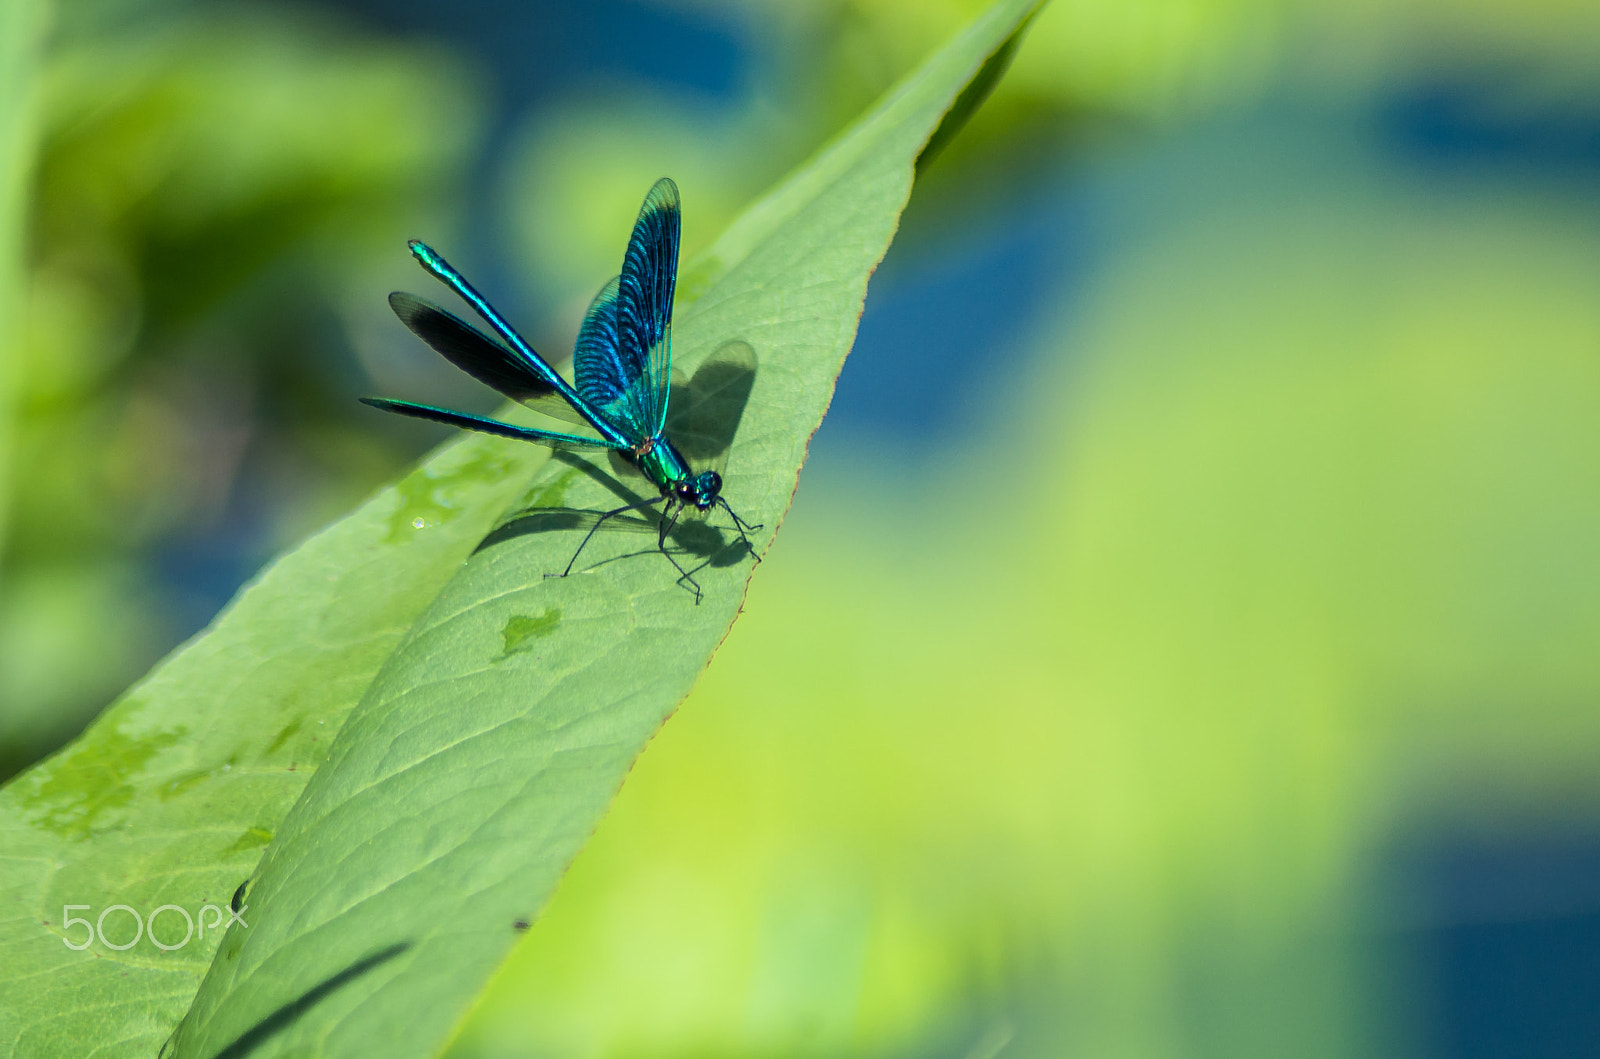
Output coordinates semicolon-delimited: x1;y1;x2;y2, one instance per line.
388;291;442;332
386;289;446;337
641;177;680;217
359;396;397;410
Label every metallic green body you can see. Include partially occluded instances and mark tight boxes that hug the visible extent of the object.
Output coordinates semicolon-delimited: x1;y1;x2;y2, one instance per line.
635;438;692;490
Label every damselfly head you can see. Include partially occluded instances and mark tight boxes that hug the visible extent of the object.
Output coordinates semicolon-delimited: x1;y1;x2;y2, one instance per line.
676;470;722;510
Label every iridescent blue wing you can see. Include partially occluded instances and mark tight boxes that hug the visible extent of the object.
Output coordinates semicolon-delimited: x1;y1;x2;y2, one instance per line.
359;397;623;450
572;276;635;436
620;178;680;435
389;292;591;428
574;178;679;439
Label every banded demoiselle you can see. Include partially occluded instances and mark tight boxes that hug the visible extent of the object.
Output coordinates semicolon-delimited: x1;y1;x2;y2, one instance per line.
362;178;759;599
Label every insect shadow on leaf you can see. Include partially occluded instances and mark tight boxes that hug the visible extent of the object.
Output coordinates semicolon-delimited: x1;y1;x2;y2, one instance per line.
476;339;760;582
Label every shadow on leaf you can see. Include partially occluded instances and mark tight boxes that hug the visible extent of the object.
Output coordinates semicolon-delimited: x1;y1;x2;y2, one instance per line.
198;943;411;1059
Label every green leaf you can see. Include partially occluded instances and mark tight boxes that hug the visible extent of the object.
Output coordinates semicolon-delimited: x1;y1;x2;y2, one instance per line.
0;441;547;1056
0;1;1038;1055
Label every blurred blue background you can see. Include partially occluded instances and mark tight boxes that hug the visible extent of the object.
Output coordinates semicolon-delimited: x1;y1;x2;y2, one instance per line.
4;0;1600;1055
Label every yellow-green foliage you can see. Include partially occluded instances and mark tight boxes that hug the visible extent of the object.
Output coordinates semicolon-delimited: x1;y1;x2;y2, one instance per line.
455;146;1600;1058
742;0;1600;117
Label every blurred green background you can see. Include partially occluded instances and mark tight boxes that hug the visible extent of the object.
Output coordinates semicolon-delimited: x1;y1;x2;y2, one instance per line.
5;0;1600;1055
